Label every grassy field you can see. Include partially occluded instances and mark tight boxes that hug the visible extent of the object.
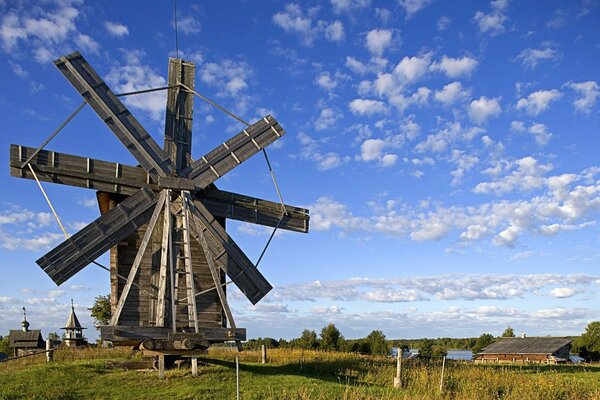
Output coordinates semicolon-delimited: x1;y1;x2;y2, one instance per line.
0;347;599;399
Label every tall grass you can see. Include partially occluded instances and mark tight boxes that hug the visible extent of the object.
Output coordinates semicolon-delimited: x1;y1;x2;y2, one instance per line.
1;346;599;399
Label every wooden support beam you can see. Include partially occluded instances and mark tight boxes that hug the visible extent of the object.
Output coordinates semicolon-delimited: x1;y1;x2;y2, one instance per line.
182;115;285;189
110;191;166;326
197;226;242;351
155;192;171;327
187;198;272;305
54;52;174;179
37;189;157;285
100;325;246;342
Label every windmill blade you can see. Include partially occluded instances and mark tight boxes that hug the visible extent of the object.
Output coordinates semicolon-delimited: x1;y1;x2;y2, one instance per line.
185;194;272;305
199;187;309;233
37;189;157;285
181;115;285;189
53;52;174;179
10;144;154;196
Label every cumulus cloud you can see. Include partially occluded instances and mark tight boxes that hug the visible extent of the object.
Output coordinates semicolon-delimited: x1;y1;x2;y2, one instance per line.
398;0;434;18
365;28;393;55
566;81;599;113
0;3;99;63
177;16;201;34
430;56;478;78
469;96;502;124
106;51;168;121
331;0;371;14
349;99;387;116
550;287;576;298
474;156;552;194
394;54;431;82
296;132;348;170
315;107;342;131
434;82;470;106
515;89;562;115
104;21;129;37
273;4;347;45
314;71;337;90
473;0;509;36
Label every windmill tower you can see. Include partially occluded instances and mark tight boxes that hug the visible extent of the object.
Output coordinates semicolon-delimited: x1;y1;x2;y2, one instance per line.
9;52;309;367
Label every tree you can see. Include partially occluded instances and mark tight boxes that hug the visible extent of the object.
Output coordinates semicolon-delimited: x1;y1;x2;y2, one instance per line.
47;332;60;341
575;321;600;361
472;333;495;356
502;326;515;337
0;335;10;355
89;294;111;328
366;330;389;356
298;329;319;350
418;339;447;358
320;323;344;351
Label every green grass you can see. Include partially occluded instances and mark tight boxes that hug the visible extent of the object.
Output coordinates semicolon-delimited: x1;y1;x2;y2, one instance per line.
0;348;599;399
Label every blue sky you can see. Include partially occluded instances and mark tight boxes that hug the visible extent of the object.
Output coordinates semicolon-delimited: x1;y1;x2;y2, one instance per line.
0;0;599;342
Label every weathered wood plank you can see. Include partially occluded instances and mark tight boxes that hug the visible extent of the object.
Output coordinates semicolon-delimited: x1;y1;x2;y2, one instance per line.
54;52;174;178
100;325;246;342
187;195;272;305
182;115;285;189
200;187;309;233
37;189;157;285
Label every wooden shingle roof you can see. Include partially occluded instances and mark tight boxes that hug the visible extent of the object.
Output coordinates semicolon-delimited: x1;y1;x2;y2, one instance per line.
479;337;572;355
8;329;43;348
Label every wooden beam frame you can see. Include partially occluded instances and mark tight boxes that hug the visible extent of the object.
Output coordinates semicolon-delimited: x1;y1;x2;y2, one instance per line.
110;191;167;326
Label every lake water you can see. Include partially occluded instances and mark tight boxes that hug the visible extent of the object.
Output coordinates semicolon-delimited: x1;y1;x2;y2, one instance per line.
391;348;473;360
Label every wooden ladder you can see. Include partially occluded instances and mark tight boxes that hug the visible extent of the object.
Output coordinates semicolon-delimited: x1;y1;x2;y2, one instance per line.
171;192;199;333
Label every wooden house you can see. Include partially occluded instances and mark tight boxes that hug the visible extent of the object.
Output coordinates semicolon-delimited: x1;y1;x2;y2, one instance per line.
475;337;572;364
8;309;44;357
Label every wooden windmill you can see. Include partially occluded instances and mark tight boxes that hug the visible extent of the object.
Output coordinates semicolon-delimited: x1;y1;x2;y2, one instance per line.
9;52;309;359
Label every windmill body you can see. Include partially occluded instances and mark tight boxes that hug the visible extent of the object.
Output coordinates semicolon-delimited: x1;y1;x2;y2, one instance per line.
9;52;309;354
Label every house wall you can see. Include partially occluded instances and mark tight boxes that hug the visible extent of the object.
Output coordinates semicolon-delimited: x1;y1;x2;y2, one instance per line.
475;354;566;364
108;194;226;330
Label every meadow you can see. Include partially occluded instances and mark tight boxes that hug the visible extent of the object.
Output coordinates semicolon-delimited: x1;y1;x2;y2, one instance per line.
0;347;598;399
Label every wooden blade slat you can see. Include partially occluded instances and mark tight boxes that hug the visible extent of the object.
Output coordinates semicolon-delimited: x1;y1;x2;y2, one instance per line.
182;115;285;189
36;189;157;285
199;188;309;233
10;144;153;196
186;196;272;305
53;52;174;179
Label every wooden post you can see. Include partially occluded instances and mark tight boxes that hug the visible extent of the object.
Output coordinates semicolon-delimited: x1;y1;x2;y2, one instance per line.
439;356;446;393
191;356;198;376
261;344;267;364
393;348;402;388
46;339;53;363
158;355;165;379
236;356;240;400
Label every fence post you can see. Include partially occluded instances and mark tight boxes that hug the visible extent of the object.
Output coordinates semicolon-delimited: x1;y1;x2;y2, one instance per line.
393;348;402;388
261;344;267;364
439;356;446;393
236;356;240;400
46;339;53;363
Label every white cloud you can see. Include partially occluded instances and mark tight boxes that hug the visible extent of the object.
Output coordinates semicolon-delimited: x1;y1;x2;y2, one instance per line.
434;81;469;106
177;16;201;34
74;34;100;54
273;4;343;45
315;108;342;131
349;99;387;116
345;56;367;75
437;16;451;30
106;52;168;121
0;232;63;251
473;0;509;36
394;54;431;83
198;59;254;113
331;0;370;14
566;81;599;113
296;132;348;170
325;20;345;41
430;56;478;78
398;0;434;18
312;305;344;314
515;47;560;69
469;96;501;124
314;71;337;90
515;89;561;115
474;156;552;194
360;139;386;161
365;28;393;55
550;287;576;298
510;120;526;133
528;123;552;146
104;21;129;37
